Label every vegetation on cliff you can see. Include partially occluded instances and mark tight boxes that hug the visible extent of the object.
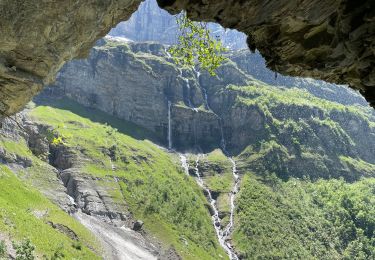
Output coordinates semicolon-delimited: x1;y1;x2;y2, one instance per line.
29;105;227;260
233;174;375;259
0;165;100;259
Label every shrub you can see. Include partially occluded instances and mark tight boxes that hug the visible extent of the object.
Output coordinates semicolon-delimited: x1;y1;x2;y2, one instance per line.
12;239;35;260
0;240;7;258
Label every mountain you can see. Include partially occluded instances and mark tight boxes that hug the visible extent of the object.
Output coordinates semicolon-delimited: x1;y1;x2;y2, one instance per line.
0;1;374;259
9;37;371;259
109;0;248;50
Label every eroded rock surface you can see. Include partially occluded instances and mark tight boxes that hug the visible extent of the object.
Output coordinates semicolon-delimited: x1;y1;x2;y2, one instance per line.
158;0;375;107
0;0;374;116
0;0;142;116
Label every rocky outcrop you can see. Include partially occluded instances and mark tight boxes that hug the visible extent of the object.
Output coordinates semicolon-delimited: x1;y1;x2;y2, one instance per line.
60;168;129;223
0;0;142;117
43;39;375;157
0;0;374;118
45;39;228;151
158;0;375;107
110;0;247;49
0;111;166;259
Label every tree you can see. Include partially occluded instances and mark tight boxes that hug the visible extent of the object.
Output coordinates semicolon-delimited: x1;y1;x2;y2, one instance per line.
168;12;227;76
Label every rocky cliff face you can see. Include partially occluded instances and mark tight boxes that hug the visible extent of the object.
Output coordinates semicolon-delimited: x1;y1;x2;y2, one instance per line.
111;0;367;108
158;0;375;107
0;111;175;259
0;0;374;118
0;0;142;117
42;38;375;183
110;0;247;50
45;38;230;151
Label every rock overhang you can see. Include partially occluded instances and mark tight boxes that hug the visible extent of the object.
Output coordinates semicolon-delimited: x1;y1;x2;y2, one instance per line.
0;0;374;119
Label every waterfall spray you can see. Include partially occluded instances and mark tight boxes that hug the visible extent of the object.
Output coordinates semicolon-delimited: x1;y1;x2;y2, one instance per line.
179;154;189;175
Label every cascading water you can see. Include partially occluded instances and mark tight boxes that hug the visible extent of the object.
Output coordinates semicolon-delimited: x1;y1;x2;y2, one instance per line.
179;69;199;112
165;47;172;59
224;158;240;239
219;119;240;260
195;155;239;260
192;66;211;111
202;88;211;111
168;100;172;150
179;154;189;175
172;66;239;259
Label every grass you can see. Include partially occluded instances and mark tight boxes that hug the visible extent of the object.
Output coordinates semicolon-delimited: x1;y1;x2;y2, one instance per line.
340;156;375;177
29;105;228;260
202;150;233;193
0;165;101;259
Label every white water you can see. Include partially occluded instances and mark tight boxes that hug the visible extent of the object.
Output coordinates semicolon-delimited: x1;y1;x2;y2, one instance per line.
219;120;240;260
179;69;200;112
192;66;211;111
165;47;172;59
184;78;193;108
202;88;211;110
179;154;190;175
195;155;238;260
168;101;172;150
224;158;240;241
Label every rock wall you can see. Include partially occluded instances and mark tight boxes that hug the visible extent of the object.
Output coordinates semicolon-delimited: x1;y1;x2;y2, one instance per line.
0;0;142;117
45;38;226;151
158;0;375;107
40;39;375;183
0;0;374;117
110;0;247;49
44;39;374;155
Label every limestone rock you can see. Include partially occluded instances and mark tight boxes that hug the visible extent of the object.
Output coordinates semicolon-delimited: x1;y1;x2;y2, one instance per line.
0;0;143;117
158;0;375;107
1;0;374;117
133;220;144;231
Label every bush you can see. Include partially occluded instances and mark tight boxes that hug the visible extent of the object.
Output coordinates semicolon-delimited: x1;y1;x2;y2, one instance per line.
0;240;6;258
71;241;82;251
12;239;35;260
43;244;65;260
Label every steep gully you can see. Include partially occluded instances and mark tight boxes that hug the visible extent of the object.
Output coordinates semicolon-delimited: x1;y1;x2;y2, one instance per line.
53;146;158;259
169;70;240;260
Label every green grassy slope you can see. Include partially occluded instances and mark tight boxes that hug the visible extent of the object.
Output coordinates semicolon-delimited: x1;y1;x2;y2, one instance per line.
0;165;101;259
29;105;227;260
215;84;375;259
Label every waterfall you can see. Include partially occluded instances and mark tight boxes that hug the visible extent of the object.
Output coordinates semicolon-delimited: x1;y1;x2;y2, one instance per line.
220;119;227;153
219;119;240;260
224;158;240;240
184;78;193;108
180;69;198;112
165;47;172;59
202;88;211;111
168;101;172;150
195;155;239;260
193;66;211;111
179;154;189;175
